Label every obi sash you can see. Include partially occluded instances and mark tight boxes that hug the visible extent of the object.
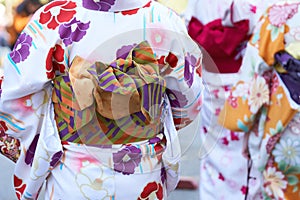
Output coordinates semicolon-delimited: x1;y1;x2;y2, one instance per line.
52;41;166;145
188;3;249;73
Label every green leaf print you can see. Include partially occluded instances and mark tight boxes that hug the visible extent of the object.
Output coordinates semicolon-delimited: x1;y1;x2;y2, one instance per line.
269;121;283;136
287;175;299;186
266;24;284;42
278;160;287;172
285;166;300;175
237;119;249;132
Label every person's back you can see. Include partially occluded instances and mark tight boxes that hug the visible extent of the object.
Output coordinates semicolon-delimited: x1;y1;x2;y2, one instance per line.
0;1;203;199
220;1;300;199
184;0;276;199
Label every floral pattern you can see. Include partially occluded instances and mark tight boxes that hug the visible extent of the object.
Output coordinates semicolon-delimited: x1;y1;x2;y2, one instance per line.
268;3;299;27
0;0;202;199
273;138;300;166
75;161;114;199
0;121;20;162
9;33;32;64
82;0;116;11
137;182;163;200
248;76;270;113
39;1;77;30
14;175;26;200
59;18;90;46
263;167;287;199
220;1;300;199
184;53;200;88
46;44;66;79
112;145;142;175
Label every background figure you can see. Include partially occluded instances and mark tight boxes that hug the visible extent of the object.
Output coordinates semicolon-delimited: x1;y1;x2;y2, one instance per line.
6;0;50;48
220;1;300;199
0;1;20;163
185;0;275;199
0;1;202;199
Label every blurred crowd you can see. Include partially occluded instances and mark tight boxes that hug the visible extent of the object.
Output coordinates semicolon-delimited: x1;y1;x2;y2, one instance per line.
0;0;50;68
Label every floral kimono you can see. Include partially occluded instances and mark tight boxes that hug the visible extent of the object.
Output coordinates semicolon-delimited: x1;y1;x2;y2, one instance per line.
0;1;203;199
0;65;20;162
219;1;300;199
184;0;275;199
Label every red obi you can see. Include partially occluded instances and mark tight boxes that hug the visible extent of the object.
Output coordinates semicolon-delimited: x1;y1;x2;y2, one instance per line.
188;11;250;73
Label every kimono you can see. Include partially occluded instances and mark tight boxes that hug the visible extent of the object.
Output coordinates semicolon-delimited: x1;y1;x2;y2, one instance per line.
0;1;203;199
219;1;300;199
1;47;20;163
185;0;275;199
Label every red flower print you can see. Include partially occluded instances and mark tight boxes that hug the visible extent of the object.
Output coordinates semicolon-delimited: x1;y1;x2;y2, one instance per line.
218;173;225;181
221;137;229;145
138;181;163;200
154;143;164;162
196;65;202;77
158;52;178;76
0;120;8;133
120;1;151;15
14;175;26;200
241;185;248;195
230;131;239;141
222;85;231;92
46;44;66;79
39;1;77;29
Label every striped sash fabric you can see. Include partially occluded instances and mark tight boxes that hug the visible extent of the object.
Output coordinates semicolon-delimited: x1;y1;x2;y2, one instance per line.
53;41;166;145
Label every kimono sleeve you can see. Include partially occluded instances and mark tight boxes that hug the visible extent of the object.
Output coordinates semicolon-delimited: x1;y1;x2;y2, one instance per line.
0;8;66;199
162;33;203;130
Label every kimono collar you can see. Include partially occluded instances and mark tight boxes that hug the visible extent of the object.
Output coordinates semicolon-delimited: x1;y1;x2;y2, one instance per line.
82;0;151;12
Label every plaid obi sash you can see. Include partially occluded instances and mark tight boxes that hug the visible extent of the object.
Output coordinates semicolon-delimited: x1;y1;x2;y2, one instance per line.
52;41;166;145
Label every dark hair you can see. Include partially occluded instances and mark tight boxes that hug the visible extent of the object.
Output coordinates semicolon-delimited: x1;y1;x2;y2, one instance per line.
16;0;43;15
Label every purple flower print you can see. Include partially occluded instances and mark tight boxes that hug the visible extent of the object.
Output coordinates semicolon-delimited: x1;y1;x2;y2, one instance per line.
113;145;142;175
82;0;116;11
59;18;90;46
9;33;32;64
184;53;198;87
50;151;63;167
25;134;40;166
166;88;188;108
116;44;136;59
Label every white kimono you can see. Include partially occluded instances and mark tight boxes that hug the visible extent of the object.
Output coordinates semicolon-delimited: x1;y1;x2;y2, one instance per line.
0;1;203;199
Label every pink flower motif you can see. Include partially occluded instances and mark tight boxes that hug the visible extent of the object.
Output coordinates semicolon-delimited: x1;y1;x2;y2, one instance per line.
221;137;229;146
250;5;257;13
271;74;279;94
290;27;300;40
228;93;238;108
147;23;168;50
269;3;299;27
230;131;239;141
215;108;221;116
212;89;219;98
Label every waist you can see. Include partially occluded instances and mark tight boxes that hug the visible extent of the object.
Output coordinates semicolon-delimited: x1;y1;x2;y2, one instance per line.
55;106;164;145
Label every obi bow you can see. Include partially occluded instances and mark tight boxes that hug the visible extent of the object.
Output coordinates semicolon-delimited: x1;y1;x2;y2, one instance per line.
69;41;166;122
